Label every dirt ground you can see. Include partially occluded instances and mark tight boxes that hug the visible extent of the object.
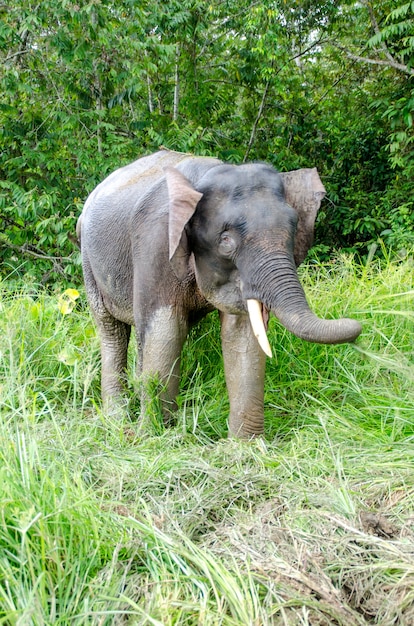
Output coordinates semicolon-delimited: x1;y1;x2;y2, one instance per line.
201;498;414;625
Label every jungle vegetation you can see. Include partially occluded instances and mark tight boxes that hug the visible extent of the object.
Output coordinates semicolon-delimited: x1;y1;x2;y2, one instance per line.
0;0;413;282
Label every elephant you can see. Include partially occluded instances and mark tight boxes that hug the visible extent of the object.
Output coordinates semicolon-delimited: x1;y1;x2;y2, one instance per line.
77;149;361;438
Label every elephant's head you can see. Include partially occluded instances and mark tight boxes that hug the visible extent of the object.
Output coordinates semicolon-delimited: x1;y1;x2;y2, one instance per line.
165;163;361;354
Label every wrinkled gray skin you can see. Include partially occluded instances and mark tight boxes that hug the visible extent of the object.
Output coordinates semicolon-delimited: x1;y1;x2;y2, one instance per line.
77;150;361;438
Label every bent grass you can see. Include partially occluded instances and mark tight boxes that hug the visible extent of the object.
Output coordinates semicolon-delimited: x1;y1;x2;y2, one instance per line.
0;253;413;624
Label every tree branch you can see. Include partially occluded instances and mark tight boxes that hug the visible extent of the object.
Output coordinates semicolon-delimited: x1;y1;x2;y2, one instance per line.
5;49;31;63
0;237;75;278
361;0;398;66
243;78;271;163
345;1;414;77
334;44;414;76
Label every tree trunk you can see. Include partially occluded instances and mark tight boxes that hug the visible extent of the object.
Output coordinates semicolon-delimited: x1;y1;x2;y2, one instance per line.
173;44;180;121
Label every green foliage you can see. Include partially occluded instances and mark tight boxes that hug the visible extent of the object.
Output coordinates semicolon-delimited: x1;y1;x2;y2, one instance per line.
0;0;412;281
367;1;414;68
307;0;414;254
382;94;414;174
364;1;414;186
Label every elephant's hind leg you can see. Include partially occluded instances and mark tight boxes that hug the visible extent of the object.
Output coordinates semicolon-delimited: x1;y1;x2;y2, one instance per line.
82;252;131;408
99;315;131;406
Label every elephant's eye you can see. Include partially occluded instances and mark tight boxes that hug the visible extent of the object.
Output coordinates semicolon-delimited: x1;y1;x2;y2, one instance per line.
218;231;236;256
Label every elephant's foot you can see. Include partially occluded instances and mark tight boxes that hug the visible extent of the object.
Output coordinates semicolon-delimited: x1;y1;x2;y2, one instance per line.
138;373;179;433
228;410;265;439
102;392;130;417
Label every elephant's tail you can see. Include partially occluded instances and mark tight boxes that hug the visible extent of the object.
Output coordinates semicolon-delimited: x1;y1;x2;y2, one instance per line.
75;215;82;249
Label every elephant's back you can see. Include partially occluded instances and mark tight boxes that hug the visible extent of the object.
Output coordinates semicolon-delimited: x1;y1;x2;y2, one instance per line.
81;150;222;218
82;150;186;214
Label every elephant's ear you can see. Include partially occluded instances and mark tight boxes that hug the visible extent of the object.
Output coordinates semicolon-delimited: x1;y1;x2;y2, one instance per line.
165;166;203;280
280;168;325;266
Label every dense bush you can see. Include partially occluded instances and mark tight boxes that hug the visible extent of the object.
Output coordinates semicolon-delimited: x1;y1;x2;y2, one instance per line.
0;0;412;283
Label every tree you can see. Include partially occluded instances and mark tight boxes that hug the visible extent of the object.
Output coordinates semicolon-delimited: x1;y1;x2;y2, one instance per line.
0;0;154;280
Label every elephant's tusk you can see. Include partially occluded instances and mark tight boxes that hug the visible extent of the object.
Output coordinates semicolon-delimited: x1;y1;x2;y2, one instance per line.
247;299;272;358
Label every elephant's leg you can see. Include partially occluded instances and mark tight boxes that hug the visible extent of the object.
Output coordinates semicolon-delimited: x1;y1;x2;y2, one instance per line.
98;315;131;408
139;306;188;425
82;251;131;409
220;312;266;438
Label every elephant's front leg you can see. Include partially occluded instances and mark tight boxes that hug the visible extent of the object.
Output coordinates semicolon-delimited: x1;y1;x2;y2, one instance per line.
220;312;266;438
139;306;188;425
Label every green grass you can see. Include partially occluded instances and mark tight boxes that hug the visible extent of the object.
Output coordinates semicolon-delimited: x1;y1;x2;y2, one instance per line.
0;253;413;625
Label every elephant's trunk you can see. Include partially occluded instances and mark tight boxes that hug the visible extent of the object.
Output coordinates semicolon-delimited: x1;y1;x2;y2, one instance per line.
240;252;361;349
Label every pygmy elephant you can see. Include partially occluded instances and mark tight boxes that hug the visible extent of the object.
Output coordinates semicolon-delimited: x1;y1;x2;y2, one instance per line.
77;149;361;438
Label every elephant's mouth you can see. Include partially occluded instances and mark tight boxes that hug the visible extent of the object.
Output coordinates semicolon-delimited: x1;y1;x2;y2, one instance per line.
247;299;272;357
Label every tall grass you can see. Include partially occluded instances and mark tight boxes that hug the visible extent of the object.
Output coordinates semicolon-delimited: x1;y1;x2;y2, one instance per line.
0;254;413;624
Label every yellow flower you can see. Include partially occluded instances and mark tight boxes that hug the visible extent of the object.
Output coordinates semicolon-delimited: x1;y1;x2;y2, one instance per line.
58;288;80;315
